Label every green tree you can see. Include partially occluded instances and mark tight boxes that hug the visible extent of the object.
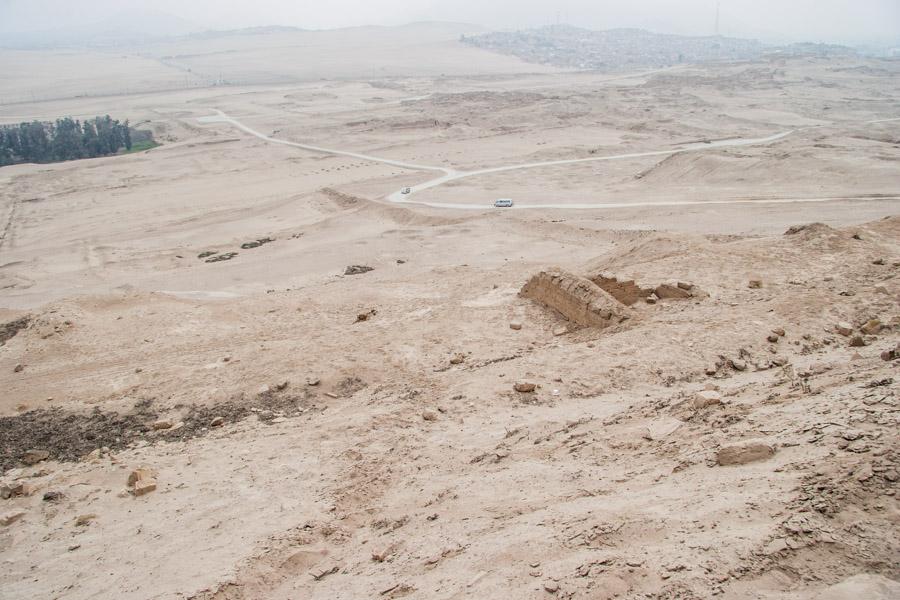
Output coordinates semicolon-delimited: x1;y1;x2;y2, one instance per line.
0;114;143;167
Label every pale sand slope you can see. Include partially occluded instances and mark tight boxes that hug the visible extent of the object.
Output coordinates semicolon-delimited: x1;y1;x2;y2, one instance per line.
0;58;897;309
0;216;898;599
0;50;898;599
0;23;559;105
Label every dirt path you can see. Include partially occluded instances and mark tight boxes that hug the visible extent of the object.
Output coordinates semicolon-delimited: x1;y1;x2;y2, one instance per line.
202;110;899;211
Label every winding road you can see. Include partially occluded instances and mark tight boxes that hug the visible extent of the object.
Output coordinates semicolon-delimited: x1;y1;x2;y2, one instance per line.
198;110;900;210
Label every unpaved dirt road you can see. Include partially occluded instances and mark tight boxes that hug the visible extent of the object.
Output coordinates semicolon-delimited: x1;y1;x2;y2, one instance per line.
202;111;898;210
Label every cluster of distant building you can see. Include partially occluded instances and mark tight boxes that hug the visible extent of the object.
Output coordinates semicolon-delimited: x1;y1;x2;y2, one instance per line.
462;25;867;71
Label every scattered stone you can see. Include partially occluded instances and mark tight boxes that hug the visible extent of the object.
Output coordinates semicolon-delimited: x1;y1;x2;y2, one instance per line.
716;441;776;466
552;325;568;336
860;319;882;335
677;282;693;291
75;514;97;527
763;538;790;556
849;335;866;348
310;565;339;581
841;430;862;441
356;309;377;323
13;364;24;373
772;328;785;337
128;468;155;485
210;416;225;427
543;581;559;593
449;353;466;365
748;279;763;289
872;258;885;265
205;252;238;263
132;477;157;496
1;481;36;498
128;468;158;496
16;482;37;497
197;251;216;259
730;359;747;372
0;511;26;526
509;321;523;331
344;265;374;276
514;382;536;393
767;334;780;343
151;419;174;431
0;316;31;346
642;418;683;441
626;559;644;567
855;463;874;482
655;284;692;300
694;390;722;409
422;411;438;422
645;296;657;305
371;544;397;562
21;449;50;465
42;490;64;502
240;237;274;250
882;347;898;362
835;322;853;336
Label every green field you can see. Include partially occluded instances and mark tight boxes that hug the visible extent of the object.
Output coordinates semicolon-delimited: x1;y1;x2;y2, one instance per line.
125;139;159;153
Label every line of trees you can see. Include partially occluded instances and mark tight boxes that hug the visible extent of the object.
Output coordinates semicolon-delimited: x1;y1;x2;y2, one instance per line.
0;116;132;167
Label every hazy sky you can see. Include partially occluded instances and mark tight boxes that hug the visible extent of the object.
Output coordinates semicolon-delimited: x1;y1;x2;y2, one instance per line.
1;0;898;44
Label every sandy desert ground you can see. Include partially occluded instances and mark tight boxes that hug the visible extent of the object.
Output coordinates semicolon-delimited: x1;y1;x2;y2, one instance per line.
0;25;898;600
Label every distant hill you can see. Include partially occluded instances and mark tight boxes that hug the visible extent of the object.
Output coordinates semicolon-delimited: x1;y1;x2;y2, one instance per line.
462;25;764;70
184;26;307;41
777;42;858;57
0;19;488;50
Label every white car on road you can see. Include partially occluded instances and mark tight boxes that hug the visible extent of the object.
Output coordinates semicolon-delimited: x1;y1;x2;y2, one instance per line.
493;198;514;208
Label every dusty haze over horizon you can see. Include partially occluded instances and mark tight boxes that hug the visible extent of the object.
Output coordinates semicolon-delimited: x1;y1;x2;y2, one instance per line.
1;0;899;45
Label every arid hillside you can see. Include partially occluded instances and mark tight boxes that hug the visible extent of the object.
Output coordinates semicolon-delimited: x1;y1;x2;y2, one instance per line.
0;40;898;599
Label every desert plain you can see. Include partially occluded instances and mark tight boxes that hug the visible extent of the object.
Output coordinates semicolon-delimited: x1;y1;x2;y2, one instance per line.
0;23;899;600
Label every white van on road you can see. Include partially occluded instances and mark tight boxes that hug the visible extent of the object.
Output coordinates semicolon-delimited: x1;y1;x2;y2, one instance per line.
494;198;514;208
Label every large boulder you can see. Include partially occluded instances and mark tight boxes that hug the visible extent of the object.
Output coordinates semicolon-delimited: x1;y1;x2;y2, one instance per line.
716;440;775;466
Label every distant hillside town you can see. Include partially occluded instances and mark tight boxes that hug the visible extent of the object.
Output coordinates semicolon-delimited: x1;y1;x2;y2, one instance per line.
461;25;858;70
